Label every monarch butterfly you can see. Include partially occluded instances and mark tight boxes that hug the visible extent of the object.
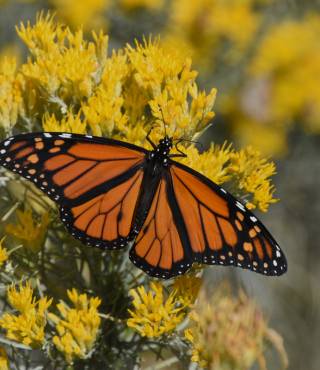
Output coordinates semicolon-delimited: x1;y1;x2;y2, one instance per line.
0;132;287;279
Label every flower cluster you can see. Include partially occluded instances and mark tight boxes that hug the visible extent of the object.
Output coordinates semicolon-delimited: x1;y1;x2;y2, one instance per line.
173;275;202;307
4;0;318;159
9;14;217;145
0;47;23;135
249;15;320;132
42;0;267;69
127;276;201;338
185;286;288;369
166;0;266;68
0;281;52;348
5;208;49;253
0;281;102;364
127;281;186;338
48;289;102;364
225;13;320;156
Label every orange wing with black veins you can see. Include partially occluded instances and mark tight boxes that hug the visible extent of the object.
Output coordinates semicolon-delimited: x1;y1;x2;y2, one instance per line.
169;162;287;276
130;177;192;278
0;132;147;249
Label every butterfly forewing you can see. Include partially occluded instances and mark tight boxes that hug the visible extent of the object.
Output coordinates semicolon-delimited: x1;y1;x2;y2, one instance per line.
169;161;287;276
0;133;147;249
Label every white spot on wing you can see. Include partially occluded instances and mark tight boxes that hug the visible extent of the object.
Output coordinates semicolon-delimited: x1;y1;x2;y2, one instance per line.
250;216;257;222
4;141;11;146
0;149;5;154
59;133;72;138
236;201;246;212
276;250;281;258
220;188;227;194
44;133;52;138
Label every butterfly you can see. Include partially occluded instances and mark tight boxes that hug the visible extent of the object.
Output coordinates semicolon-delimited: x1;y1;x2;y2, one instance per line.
0;132;287;279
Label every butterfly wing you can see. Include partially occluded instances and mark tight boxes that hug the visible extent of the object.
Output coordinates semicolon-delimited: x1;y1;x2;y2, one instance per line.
0;132;147;249
130;160;287;279
168;161;287;276
129;173;193;279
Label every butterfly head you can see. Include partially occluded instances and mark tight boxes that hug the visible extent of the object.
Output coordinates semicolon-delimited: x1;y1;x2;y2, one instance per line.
158;136;173;150
149;136;173;166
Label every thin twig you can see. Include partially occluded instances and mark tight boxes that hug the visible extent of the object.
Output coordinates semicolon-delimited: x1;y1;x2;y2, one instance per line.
144;356;180;370
0;336;32;350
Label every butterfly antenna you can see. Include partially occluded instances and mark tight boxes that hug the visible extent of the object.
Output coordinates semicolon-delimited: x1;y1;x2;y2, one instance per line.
174;137;204;151
146;127;157;149
158;105;167;137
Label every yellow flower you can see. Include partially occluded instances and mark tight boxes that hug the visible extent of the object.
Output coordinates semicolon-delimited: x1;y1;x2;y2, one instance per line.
0;281;52;348
50;0;109;31
173;275;202;307
114;120;149;147
48;288;102;364
127;38;192;94
184;326;208;369
0;347;8;370
42;110;87;134
127;38;216;140
5;16;219;145
0;52;24;133
17;13;106;106
185;286;288;370
229;146;278;211
127;282;185;338
82;51;129;137
248;14;320;134
0;237;8;267
167;0;263;68
5;208;50;253
179;142;233;185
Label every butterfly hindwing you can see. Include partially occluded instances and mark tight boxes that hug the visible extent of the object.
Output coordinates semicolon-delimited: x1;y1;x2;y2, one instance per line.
61;168;145;249
169;161;287;276
0;132;147;249
129;174;192;279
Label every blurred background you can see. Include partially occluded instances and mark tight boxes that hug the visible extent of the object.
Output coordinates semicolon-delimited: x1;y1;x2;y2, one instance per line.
0;0;319;369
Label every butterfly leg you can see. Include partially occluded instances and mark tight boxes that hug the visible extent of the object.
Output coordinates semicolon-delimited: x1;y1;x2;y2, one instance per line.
146;129;157;149
169;141;187;158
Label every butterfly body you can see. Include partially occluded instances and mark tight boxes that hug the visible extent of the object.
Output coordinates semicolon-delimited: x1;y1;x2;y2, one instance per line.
0;132;287;279
129;136;175;245
147;136;173;167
